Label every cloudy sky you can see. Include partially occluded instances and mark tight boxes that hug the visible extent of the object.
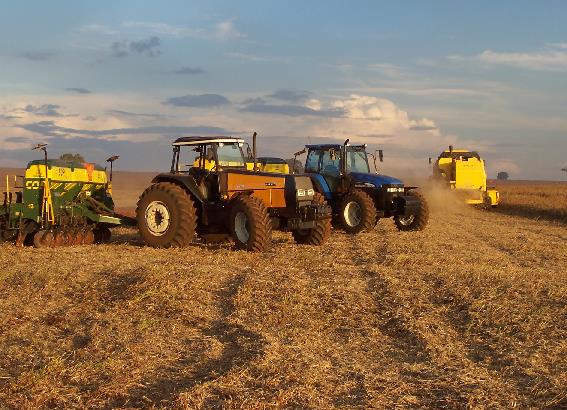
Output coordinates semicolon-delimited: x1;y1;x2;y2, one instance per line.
1;1;566;179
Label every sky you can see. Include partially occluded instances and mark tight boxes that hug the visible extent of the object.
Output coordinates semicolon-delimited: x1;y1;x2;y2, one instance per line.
1;1;566;179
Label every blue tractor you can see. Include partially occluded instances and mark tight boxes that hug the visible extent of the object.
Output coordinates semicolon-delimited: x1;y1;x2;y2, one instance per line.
295;139;429;234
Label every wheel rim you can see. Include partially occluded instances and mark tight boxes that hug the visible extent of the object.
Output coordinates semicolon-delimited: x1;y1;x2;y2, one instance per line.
398;215;415;226
234;211;250;243
343;201;362;227
145;201;170;236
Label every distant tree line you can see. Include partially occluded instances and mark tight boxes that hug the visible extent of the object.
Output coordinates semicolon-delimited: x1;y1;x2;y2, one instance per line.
497;171;509;180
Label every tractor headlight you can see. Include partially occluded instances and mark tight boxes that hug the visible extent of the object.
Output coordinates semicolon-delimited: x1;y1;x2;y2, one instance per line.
386;187;404;193
297;188;314;197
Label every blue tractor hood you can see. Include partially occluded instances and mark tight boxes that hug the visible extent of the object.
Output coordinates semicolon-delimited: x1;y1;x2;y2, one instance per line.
350;172;404;188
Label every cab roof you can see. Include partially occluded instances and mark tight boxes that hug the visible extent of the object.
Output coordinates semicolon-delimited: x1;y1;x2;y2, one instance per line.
172;136;244;146
439;149;480;160
306;144;366;150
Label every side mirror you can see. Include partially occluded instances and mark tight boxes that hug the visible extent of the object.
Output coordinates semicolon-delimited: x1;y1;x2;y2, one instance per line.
292;148;306;174
378;149;383;162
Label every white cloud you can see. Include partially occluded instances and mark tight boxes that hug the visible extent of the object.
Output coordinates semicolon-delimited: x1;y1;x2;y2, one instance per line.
212;19;245;40
305;99;321;111
226;52;288;63
449;44;567;71
79;24;118;35
122;21;202;37
307;94;443;148
122;19;245;41
367;63;408;79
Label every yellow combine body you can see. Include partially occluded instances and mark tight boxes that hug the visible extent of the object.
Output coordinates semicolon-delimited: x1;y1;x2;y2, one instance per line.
432;147;499;207
257;157;290;174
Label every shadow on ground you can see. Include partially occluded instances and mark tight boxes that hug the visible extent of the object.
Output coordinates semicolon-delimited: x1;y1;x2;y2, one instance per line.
493;204;567;226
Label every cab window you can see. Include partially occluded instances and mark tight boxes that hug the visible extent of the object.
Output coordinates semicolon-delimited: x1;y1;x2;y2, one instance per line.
215;143;245;167
346;149;370;173
320;149;341;177
305;150;322;172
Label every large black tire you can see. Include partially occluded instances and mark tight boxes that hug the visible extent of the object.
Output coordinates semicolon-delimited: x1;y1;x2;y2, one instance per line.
292;193;332;245
394;190;429;231
136;182;197;248
229;195;272;252
338;190;377;234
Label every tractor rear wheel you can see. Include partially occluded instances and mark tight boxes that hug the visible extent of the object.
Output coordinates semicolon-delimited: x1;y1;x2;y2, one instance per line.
229;195;272;252
339;190;377;234
394;190;429;231
136;182;197;248
292;193;331;245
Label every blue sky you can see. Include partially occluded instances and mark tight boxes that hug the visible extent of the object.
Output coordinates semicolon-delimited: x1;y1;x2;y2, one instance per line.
1;1;566;179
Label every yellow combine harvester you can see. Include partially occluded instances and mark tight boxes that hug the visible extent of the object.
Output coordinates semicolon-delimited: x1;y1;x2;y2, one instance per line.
431;146;499;207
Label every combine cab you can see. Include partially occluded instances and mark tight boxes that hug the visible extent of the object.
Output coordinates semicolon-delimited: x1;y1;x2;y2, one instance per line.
0;145;131;247
136;134;331;251
431;146;499;207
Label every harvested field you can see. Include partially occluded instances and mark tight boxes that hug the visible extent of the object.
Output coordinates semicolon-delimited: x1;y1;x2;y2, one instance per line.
492;180;567;225
1;176;567;408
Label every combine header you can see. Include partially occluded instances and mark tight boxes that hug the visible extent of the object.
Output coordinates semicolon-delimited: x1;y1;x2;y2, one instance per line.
0;144;132;247
430;146;499;207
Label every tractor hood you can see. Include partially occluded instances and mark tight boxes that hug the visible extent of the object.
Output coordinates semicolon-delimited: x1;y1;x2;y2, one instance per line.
349;172;404;188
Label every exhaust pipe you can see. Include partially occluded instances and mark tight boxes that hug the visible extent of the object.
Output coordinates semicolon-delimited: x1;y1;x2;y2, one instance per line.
341;139;349;176
252;131;258;172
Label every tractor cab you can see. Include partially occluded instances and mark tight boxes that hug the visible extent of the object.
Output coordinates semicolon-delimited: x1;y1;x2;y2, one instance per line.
171;136;248;201
304;143;404;198
171;136;248;173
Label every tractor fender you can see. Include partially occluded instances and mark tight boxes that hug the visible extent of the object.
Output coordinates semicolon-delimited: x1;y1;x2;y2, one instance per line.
151;174;206;204
305;173;333;201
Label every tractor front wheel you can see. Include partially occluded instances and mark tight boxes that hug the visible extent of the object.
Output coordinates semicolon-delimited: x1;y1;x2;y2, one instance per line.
136;182;197;248
339;190;377;234
229;195;272;252
394;190;429;231
292;193;331;245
